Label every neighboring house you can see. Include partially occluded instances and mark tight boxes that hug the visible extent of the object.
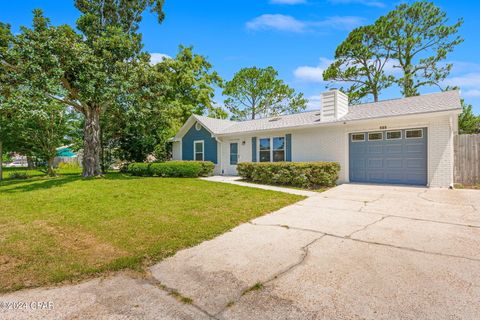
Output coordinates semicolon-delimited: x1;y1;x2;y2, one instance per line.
54;146;80;167
171;90;462;187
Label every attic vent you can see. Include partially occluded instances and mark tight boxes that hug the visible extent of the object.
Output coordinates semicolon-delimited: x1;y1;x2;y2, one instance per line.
268;117;282;122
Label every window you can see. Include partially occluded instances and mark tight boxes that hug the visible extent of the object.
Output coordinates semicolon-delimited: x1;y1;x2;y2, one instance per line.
351;133;365;142
230;143;238;165
195;122;202;131
406;129;423;139
194;140;204;161
386;131;402;140
272;137;285;162
368;132;383;141
259;138;271;162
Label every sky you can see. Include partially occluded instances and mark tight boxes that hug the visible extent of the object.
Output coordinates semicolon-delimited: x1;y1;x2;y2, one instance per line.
1;0;479;114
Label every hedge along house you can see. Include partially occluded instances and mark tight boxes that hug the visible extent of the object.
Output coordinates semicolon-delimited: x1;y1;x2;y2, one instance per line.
171;90;462;187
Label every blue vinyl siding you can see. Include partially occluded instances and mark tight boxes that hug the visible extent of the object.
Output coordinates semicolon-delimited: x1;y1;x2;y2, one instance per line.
349;128;427;185
182;123;217;164
252;137;257;162
285;134;292;162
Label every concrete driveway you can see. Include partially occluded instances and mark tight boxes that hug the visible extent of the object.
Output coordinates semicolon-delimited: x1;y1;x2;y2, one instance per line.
2;184;480;319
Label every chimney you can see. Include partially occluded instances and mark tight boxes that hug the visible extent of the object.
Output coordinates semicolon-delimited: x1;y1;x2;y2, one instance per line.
321;89;348;121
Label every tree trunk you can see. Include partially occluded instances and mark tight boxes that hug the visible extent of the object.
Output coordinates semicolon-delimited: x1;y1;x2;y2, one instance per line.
82;107;103;177
27;156;35;169
47;156;56;177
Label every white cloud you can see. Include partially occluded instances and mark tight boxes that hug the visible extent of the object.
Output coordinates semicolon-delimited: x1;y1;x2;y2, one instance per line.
149;53;171;65
443;73;480;88
293;57;334;82
246;14;306;33
270;0;306;4
463;89;480;98
328;0;385;8
246;14;364;33
311;16;366;31
306;95;322;110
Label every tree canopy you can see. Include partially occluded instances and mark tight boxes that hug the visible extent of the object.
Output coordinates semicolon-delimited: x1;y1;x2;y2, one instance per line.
323;25;394;103
223;66;306;120
324;1;463;102
0;0;166;176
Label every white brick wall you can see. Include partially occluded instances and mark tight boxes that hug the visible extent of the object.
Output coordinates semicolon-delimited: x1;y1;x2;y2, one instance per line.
427;116;454;187
211;113;456;187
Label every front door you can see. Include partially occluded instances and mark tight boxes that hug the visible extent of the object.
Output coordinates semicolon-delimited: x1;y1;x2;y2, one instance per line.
226;142;239;175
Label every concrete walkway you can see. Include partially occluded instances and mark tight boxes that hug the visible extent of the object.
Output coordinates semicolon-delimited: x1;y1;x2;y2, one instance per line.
200;176;319;197
2;184;480;319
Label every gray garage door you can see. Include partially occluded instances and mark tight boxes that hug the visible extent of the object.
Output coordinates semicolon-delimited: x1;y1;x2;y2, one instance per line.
349;128;427;185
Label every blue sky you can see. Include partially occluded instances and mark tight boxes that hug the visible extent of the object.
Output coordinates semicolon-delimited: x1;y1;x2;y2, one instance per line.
1;0;479;113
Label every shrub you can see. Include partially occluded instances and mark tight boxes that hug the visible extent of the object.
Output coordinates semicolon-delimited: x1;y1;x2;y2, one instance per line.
57;162;81;170
127;161;215;178
237;162;340;189
8;172;31;180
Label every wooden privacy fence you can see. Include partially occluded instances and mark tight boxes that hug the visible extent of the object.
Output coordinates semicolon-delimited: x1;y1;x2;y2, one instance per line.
454;134;480;185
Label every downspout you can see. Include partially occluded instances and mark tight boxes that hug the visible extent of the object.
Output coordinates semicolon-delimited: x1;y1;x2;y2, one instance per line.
215;137;223;175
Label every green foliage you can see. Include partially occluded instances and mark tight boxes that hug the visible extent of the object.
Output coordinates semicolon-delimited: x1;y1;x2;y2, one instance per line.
458;100;480;134
8;172;31;180
0;2;166;177
375;1;463;97
237;162;340;189
326;1;463;102
323;25;394;103
102;46;223;163
223;66;307;120
127;161;215;178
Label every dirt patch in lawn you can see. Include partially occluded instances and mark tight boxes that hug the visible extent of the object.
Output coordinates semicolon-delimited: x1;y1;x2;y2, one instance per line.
32;220;128;266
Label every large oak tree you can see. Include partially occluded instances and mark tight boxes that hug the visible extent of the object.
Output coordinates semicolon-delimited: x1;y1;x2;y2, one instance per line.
0;0;165;177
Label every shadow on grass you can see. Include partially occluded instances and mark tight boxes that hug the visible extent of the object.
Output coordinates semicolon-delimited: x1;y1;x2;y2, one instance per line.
0;172;138;193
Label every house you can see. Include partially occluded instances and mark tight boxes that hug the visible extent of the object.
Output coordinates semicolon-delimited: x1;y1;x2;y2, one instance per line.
171;89;462;187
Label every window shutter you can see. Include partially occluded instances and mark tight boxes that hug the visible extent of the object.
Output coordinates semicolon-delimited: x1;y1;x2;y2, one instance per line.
252;137;257;162
286;134;292;162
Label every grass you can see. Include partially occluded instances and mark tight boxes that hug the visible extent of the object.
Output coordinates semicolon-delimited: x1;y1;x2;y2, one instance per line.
0;171;303;293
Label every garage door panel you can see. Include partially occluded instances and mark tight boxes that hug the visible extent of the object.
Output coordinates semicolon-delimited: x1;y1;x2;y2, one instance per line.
367;158;383;169
349;128;427;186
405;158;426;169
405;144;425;153
367;171;385;181
368;145;383;153
385;158;402;169
385;145;402;153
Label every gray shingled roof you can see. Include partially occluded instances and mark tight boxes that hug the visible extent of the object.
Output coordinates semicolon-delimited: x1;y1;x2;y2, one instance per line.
195;90;461;135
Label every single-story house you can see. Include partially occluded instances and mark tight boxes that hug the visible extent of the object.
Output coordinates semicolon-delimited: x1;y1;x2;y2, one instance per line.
171;89;462;187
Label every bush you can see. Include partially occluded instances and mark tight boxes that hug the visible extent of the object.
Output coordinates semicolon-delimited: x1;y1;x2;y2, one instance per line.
57;162;81;170
8;172;31;180
127;161;215;178
237;162;340;189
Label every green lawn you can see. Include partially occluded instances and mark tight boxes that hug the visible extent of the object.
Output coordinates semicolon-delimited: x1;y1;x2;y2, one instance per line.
0;172;303;293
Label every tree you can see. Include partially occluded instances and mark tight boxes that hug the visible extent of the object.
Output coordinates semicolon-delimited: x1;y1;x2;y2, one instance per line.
223;66;307;120
375;1;463;97
0;92;78;176
0;1;165;177
458;100;480;134
100;46;224;163
323;25;394;104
